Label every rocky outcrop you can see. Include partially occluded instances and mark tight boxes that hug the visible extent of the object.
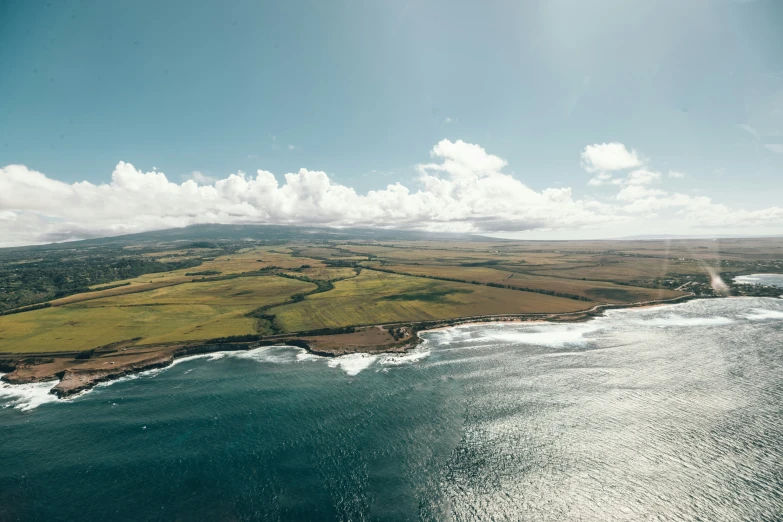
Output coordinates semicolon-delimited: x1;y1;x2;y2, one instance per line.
2;372;58;385
52;353;174;398
49;341;313;397
0;359;19;373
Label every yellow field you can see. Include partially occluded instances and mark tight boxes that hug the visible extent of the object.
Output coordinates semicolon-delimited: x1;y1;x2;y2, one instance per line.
4;236;750;355
337;243;584;267
338;244;519;265
526;257;707;283
371;264;684;304
66;247;325;305
281;267;358;281
270;270;593;332
293;246;361;259
181;247;325;274
0;276;314;353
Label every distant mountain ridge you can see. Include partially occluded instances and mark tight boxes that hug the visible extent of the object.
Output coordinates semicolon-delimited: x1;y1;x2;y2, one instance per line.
4;224;501;250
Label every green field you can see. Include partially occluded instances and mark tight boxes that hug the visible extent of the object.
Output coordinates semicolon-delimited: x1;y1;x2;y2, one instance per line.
525;257;707;283
269;270;592;332
370;264;683;304
0;276;314;353
2;231;776;355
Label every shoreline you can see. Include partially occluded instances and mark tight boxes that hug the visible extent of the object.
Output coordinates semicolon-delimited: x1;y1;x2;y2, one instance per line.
0;292;721;400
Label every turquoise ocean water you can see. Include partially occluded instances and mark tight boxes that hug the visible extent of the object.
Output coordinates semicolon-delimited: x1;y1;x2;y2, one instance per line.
1;297;782;521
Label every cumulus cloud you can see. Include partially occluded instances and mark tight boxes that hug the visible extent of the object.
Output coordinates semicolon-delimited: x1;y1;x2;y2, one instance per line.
587;173;623;186
626;169;661;185
579;141;782;231
587;172;613;186
1;139;781;247
581;142;642;172
616;185;666;202
0;140;621;246
184;171;218;185
621;192;783;227
588;163;669;188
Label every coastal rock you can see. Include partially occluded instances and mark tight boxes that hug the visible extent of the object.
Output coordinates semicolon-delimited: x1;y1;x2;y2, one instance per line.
52;353;174;398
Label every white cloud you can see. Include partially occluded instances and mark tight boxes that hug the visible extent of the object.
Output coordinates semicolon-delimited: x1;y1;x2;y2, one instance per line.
587;172;613;186
589;166;666;187
668;170;685;178
626;169;661;185
621;192;783;227
581;142;642;172
1;139;780;247
0;140;621;246
587;173;624;186
616;185;666;202
288;144;296;151
444;117;454;124
183;171;217;185
764;144;783;154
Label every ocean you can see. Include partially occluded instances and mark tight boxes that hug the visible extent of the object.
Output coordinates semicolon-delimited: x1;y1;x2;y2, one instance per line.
1;297;782;521
734;273;783;289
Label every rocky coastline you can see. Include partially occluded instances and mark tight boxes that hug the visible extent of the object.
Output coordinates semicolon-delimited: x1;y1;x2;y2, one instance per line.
0;293;699;399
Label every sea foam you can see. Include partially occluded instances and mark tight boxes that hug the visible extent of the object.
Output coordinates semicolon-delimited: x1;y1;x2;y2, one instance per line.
295;350;323;362
0;376;59;412
744;308;783;321
380;347;431;366
485;324;601;348
639;314;735;327
230;345;312;364
327;353;379;376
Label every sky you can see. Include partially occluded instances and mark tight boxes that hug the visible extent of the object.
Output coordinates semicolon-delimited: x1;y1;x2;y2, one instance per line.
1;0;782;246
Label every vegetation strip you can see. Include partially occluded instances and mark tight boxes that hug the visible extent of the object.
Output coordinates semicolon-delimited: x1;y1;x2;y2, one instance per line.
365;266;592;301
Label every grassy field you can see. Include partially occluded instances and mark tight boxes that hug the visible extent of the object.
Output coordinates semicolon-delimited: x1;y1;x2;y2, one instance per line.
0;276;314;353
269;270;593;332
62;247;326;306
2;234;778;355
369;264;684;303
524;257;707;283
281;266;358;281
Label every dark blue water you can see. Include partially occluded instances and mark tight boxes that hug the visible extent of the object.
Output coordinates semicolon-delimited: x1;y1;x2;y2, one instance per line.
2;298;782;521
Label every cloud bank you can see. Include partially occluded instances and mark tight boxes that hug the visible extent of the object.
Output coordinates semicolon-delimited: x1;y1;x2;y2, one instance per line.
0;139;780;246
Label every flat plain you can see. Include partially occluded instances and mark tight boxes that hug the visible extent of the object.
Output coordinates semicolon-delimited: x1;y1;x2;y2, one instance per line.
1;231;781;357
269;269;591;332
0;276;315;353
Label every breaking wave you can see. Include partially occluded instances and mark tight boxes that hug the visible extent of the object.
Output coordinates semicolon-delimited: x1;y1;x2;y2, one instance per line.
4;297;782;411
327;353;380;376
0;377;60;412
639;314;736;327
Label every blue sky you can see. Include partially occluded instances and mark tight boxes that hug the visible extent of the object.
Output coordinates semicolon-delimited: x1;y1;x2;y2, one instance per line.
1;0;782;244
